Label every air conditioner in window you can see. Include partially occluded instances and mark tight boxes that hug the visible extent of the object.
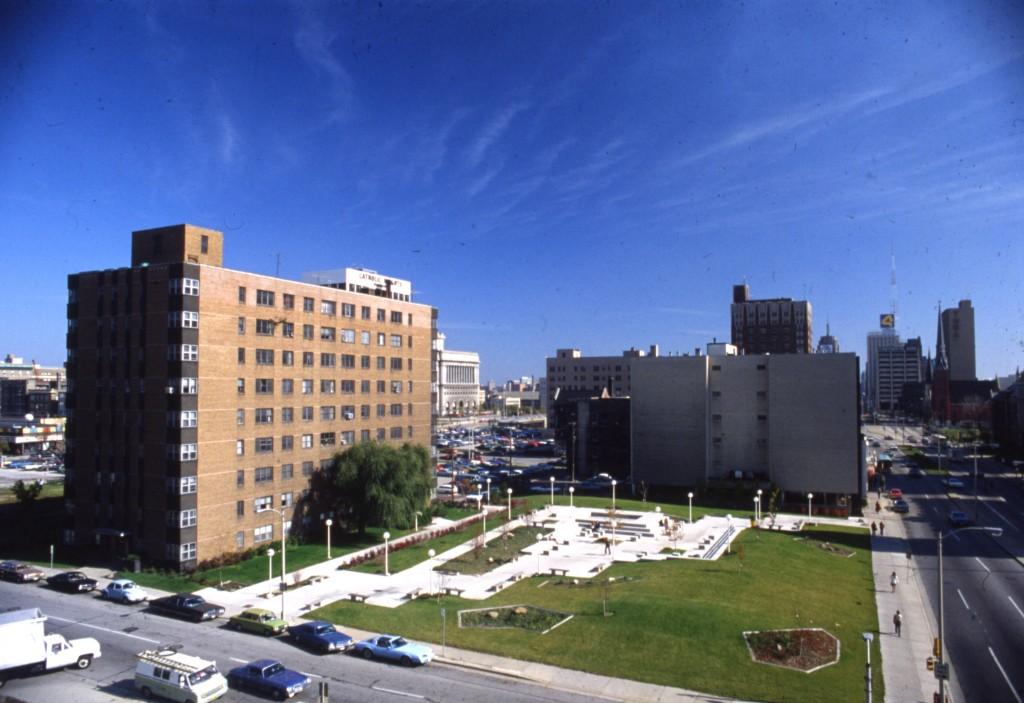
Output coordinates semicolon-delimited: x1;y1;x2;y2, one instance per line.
343;412;354;420
341;439;349;445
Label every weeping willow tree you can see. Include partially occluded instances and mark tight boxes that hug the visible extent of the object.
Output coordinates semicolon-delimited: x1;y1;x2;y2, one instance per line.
326;442;433;535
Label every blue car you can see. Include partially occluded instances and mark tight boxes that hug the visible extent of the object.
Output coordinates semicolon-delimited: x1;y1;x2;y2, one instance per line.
353;634;434;666
287;621;354;654
227;659;310;699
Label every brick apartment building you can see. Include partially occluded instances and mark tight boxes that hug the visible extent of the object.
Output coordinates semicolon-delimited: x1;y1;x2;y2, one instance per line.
65;225;435;569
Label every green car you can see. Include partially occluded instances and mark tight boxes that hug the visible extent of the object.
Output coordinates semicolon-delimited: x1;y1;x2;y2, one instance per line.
227;608;287;636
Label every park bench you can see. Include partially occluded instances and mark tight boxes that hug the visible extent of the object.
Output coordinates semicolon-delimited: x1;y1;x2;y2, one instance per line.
548;567;569;577
348;593;368;603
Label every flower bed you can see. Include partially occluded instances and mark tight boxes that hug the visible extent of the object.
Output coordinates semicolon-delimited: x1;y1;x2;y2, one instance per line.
459;604;573;634
743;628;840;673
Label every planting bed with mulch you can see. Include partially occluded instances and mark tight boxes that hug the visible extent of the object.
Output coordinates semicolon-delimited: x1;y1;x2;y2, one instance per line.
743;628;840;672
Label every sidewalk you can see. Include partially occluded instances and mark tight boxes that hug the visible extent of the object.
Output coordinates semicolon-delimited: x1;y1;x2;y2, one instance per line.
871;507;954;703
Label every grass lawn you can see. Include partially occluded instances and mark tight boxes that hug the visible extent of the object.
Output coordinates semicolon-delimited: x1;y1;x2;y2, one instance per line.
309;525;883;703
899;446;945;474
440;526;550;575
0;481;65;505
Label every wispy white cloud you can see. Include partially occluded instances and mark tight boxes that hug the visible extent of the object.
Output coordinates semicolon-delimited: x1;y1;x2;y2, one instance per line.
218;113;238;164
292;7;354;123
466;102;529;170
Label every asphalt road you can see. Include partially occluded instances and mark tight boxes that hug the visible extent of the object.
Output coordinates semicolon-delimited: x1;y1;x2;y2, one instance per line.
880;443;1024;703
0;581;597;703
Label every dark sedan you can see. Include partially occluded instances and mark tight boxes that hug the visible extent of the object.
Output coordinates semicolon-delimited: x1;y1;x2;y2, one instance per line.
46;571;98;593
227;659;310;699
287;621;353;653
149;593;226;622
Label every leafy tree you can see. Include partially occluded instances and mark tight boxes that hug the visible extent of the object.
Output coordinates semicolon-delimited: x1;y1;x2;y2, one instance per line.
326;442;433;535
12;479;44;505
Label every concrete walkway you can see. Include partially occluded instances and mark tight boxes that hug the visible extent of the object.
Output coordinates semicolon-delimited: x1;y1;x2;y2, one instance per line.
870;506;952;703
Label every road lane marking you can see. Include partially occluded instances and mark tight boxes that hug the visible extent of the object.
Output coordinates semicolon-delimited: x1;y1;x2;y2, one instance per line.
975;557;990;573
982;501;1016;529
957;589;970;611
371;685;426;699
299;671;322;679
229;657;248;663
47;615;160;644
988;647;1023;703
1010;596;1024;622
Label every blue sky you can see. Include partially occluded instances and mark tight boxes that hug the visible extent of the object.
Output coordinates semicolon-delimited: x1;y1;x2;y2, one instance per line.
2;1;1022;382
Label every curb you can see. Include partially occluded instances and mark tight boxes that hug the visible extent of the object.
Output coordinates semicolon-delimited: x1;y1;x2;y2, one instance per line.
433;655;536;682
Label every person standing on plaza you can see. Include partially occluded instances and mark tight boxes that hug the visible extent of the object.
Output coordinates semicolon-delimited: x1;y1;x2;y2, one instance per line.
871;521;877;536
893;610;903;636
879;521;886;536
890;571;899;592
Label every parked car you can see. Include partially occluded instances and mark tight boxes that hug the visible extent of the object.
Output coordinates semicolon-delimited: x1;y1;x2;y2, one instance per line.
46;571;98;593
99;579;149;604
948;510;971;527
888;488;903;500
227;608;287;636
353;634;434;666
891;499;910;513
227;658;310;700
149;593;226;622
287;621;353;653
944;477;965;490
0;561;45;583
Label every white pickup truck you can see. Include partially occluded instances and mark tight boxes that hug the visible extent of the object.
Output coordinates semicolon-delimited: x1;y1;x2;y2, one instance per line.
0;607;102;686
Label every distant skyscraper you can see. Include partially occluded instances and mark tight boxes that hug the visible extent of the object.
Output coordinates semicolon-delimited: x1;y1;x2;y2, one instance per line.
730;284;813;355
941;300;976;381
876;337;923;412
816;322;840;354
866;327;900;413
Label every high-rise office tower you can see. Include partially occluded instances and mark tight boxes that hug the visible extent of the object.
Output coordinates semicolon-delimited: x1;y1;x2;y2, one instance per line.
941;300;976;381
730;284;813;355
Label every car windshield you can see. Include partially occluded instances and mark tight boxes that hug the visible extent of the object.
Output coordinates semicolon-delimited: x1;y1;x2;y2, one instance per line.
188;665;218;686
184;598;203;607
121;581;136;588
68;572;85;579
392;638;408;648
264;663;284;677
315;625;334;634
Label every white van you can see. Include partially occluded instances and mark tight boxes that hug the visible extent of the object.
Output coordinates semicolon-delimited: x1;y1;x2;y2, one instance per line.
134;648;228;703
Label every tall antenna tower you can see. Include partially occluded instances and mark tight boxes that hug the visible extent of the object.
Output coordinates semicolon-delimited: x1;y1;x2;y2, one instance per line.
889;246;897;325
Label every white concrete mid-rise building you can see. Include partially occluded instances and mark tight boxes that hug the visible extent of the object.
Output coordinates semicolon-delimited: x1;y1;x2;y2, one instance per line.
433;333;480;416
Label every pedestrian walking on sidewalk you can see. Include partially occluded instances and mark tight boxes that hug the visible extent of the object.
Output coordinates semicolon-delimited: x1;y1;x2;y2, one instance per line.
879;521;886;536
871;521;877;536
893;610;903;637
875;500;881;514
890;571;899;592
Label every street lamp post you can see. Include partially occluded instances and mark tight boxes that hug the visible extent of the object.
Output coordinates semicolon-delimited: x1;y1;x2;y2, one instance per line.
476;496;486;547
569;486;574;508
757;488;763;522
426;548;436;595
486;478;491;506
266;548;275;582
862;632;874;703
383;531;391;577
807;493;813;521
936;526;1002;702
507;488;513;520
258;506;288;620
972;440;980;522
611;479;617;511
753;496;760;524
687;492;694;524
325;518;333;559
549;476;555;506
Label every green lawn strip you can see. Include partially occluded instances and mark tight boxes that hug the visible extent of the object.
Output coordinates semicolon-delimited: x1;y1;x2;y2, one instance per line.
350;513;516;575
519;493;754;521
0;481;65;505
440;526;550;575
309;525;882;703
898;446;944;474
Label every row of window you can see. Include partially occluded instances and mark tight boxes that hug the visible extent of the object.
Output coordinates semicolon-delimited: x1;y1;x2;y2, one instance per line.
234;425;413;457
241;287;411;326
238;378;411;395
239;403;409;425
168;278;200;296
238;350;410;371
235;462;309;487
240;325;410;349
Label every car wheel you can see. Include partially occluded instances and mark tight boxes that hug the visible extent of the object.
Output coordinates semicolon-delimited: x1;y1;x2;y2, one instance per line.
140;686;154;699
74;655;92;670
322;643;332;654
401;656;413;667
274;690;287;701
362;648;374;660
230;622;241;631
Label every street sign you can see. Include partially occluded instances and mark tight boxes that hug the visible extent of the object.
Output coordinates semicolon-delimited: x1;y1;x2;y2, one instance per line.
933;663;949;680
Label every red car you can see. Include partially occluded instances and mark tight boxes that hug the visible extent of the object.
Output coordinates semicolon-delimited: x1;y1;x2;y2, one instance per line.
888;488;903;500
